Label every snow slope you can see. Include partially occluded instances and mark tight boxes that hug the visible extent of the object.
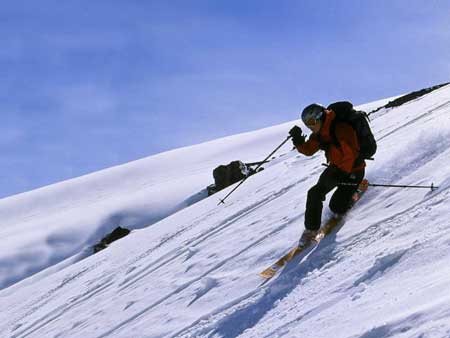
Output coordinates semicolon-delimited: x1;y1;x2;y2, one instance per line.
0;113;303;290
1;86;450;338
0;93;396;291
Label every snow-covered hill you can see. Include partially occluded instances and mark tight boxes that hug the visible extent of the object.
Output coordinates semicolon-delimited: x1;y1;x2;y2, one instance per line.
1;85;450;338
0;92;397;291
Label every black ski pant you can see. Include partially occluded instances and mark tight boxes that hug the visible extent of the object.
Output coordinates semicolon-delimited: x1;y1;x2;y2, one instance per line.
304;167;365;231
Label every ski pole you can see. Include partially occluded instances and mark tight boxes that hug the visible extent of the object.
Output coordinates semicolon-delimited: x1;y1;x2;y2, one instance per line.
338;182;438;191
218;135;292;205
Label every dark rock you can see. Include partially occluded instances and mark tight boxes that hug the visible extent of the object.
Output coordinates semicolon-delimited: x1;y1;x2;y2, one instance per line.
93;226;131;253
208;160;265;196
213;160;248;191
370;82;450;114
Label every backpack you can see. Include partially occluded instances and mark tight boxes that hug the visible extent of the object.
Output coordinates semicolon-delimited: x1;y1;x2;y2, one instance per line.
327;101;377;161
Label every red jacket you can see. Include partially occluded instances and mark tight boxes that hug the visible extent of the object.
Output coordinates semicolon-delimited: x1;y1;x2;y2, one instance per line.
296;110;365;173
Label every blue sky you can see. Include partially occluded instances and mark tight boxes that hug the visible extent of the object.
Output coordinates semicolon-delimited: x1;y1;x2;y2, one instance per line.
1;1;449;198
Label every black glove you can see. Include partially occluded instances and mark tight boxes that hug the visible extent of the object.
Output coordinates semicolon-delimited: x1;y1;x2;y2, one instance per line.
289;125;305;147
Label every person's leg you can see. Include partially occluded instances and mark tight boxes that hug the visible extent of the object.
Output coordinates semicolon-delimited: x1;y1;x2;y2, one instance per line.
329;169;365;215
305;167;340;231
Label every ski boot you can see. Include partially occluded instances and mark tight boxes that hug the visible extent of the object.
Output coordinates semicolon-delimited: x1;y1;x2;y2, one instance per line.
298;229;318;247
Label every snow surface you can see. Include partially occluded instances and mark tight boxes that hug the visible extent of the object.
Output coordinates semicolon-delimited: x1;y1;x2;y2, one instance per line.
1;86;450;338
0;93;396;291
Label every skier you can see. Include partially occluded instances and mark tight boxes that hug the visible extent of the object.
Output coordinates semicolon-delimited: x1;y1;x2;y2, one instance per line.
289;103;366;246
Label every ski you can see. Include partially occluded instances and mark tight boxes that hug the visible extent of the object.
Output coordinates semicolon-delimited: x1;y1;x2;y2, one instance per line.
258;217;341;279
259;179;368;280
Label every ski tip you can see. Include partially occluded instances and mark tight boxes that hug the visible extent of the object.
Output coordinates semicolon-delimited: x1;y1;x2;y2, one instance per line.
259;268;277;279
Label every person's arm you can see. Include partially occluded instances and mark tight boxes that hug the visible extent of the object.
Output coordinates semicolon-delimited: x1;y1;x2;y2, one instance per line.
289;125;320;156
297;134;320;156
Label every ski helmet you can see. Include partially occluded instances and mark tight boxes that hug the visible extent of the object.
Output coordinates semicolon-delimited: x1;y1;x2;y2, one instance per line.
301;103;325;125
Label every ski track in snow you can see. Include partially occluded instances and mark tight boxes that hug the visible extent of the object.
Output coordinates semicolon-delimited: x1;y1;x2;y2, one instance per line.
11;277;115;338
95;223;291;338
7;259;107;330
376;98;450;142
117;177;307;292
